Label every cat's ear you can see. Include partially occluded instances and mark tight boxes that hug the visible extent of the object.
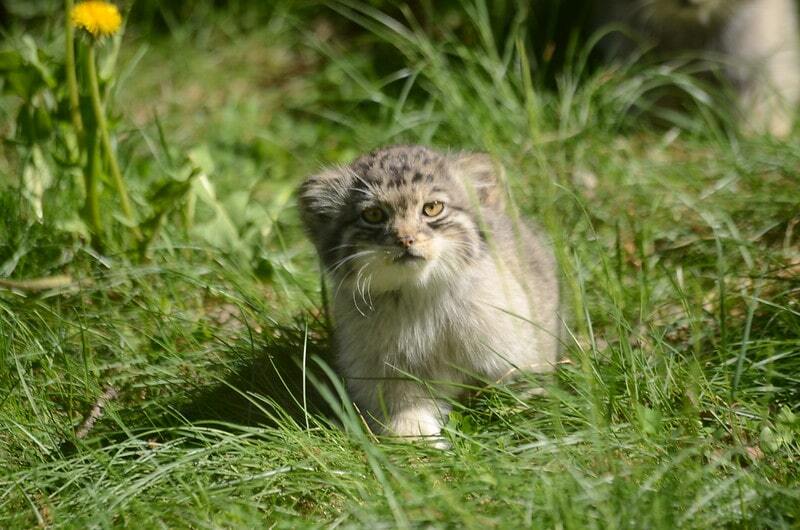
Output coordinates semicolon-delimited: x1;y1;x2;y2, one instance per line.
450;152;505;207
297;166;354;236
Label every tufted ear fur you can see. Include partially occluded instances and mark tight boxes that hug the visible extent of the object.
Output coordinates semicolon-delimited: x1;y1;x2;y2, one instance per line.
449;152;505;208
297;166;355;246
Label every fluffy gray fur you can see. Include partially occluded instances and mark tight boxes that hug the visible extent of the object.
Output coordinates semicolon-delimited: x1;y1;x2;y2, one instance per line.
596;0;800;136
298;145;560;443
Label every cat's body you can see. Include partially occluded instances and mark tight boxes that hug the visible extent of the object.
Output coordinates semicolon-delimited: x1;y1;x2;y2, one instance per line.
298;145;559;441
596;0;800;135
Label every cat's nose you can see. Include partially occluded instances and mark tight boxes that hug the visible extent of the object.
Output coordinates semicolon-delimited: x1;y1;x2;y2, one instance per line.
397;234;415;248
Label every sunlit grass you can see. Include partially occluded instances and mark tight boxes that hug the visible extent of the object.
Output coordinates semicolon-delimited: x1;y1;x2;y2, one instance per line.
1;1;799;528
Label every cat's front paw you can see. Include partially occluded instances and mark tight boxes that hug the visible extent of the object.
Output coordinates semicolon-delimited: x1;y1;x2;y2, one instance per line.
765;111;793;138
739;88;795;138
744;105;793;137
385;404;449;448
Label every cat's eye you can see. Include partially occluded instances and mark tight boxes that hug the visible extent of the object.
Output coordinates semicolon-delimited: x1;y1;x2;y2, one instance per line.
361;207;386;224
422;201;445;217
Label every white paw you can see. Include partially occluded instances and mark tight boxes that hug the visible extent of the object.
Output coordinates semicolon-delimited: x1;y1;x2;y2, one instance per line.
385;404;450;449
767;112;792;138
388;406;443;437
744;107;793;137
739;90;794;137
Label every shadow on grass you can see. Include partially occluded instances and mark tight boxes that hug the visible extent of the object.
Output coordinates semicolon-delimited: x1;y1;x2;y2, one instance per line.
174;319;340;430
59;318;341;456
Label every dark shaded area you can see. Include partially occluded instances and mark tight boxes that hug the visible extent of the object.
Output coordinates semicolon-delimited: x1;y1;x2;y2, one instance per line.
335;0;596;89
175;323;340;429
57;319;342;457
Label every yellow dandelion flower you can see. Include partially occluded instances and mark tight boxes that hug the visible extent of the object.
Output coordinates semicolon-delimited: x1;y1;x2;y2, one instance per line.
71;1;122;38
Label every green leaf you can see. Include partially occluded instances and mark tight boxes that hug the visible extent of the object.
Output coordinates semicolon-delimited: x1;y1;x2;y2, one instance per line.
55;216;91;240
22;146;53;221
3;69;42;99
190;174;251;260
147;176;195;213
33;104;53;141
187;145;216;175
636;404;662;435
776;406;798;429
760;426;780;452
0;50;23;70
20;35;55;89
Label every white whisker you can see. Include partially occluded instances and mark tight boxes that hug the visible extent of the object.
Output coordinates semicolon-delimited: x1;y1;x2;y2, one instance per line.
329;249;375;275
351;262;371;316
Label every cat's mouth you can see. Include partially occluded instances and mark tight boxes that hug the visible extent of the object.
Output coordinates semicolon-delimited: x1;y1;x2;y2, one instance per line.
393;249;427;263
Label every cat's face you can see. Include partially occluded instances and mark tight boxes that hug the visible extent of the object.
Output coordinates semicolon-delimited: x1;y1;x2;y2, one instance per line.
299;146;500;293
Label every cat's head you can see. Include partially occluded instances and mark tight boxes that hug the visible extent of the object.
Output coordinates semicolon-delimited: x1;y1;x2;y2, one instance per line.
298;145;503;293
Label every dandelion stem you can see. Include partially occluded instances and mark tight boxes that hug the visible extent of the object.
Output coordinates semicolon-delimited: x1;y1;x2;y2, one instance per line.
84;126;103;243
86;41;141;240
64;0;83;141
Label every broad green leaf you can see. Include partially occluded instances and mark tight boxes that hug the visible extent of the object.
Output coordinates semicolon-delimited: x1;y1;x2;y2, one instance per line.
55;216;91;240
0;50;23;70
3;69;42;99
21;146;53;221
20;35;55;89
190;174;251;260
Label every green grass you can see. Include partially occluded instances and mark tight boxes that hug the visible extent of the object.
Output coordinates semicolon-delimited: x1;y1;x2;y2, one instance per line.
2;2;799;528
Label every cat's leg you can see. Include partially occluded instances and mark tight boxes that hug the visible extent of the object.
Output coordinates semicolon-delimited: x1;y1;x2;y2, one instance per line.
349;376;452;447
386;398;451;440
737;48;800;137
723;0;800;136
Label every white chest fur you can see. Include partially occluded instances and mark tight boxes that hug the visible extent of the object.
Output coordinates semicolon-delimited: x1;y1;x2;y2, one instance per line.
332;257;545;383
335;282;464;374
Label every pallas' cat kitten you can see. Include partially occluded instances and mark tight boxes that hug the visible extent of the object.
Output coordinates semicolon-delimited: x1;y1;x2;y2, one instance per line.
298;145;559;443
597;0;800;136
